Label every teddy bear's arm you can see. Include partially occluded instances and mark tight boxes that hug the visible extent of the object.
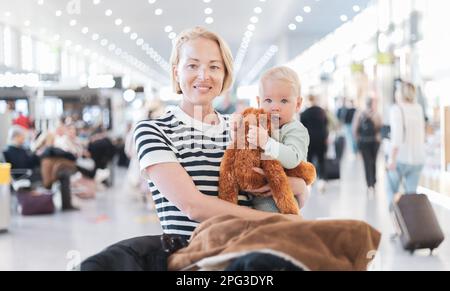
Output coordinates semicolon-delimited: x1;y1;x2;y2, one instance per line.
260;160;300;215
218;149;239;204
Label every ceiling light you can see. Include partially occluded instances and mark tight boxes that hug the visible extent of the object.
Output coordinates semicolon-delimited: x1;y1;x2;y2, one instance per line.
164;25;173;33
304;6;311;13
105;9;112;16
254;7;262;14
288;23;296;30
340;14;348;22
55;10;62;16
130;33;138;40
24;20;31;27
70;19;77;26
148;0;156;4
92;34;99;41
81;27;89;34
115;18;122;26
168;32;177;39
93;0;101;5
37;0;44;5
100;39;108;46
123;26;131;33
353;5;361;12
250;16;258;23
247;24;255;31
136;38;144;46
204;8;213;15
155;8;163;15
295;15;304;23
205;17;214;24
203;0;211;3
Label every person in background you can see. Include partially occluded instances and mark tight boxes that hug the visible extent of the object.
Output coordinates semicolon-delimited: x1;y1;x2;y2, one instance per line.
343;99;357;155
3;126;40;181
301;95;328;192
386;82;426;201
353;98;382;196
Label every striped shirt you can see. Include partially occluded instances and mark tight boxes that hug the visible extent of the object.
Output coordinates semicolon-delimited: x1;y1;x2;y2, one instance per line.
134;106;251;239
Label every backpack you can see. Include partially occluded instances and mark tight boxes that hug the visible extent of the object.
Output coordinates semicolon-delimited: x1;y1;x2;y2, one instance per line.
357;114;377;143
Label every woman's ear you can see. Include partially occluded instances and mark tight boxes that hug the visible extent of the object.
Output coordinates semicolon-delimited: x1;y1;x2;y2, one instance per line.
173;65;179;82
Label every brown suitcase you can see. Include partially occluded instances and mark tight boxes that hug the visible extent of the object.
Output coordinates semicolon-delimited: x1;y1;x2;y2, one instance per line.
390;194;445;254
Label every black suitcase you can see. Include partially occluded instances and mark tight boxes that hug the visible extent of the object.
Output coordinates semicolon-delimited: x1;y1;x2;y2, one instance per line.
324;158;340;180
390;194;445;254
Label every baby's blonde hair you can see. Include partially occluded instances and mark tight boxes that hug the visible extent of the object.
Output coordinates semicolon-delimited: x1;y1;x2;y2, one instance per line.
259;66;301;97
170;26;234;95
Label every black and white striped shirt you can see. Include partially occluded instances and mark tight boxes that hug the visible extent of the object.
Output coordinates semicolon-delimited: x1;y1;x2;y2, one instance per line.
134;106;251;239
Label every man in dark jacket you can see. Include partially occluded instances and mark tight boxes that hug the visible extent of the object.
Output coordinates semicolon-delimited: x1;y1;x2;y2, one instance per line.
301;95;328;187
3;126;40;180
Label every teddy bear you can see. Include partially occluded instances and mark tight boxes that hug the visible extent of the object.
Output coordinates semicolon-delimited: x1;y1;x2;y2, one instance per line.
218;108;316;215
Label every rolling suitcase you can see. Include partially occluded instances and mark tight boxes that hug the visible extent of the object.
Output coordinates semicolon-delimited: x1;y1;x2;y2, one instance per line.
390;194;445;254
324;158;340;180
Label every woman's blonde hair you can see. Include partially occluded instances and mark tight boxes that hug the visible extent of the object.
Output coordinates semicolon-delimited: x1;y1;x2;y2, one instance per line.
400;82;416;103
170;26;234;95
259;66;301;97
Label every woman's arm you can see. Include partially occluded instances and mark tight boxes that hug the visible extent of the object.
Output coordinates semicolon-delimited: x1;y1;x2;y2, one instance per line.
145;163;297;223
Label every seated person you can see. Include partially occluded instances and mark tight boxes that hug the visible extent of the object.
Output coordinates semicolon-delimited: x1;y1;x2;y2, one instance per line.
3;126;40;182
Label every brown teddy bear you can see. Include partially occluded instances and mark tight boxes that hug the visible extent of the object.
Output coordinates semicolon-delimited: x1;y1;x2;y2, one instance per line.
218;108;316;215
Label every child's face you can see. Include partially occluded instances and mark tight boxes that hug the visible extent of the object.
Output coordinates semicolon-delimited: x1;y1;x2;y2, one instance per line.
258;79;302;127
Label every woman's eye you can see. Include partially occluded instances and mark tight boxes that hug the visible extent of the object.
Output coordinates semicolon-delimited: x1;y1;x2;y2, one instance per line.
281;99;289;104
264;99;272;103
187;64;197;69
211;66;220;70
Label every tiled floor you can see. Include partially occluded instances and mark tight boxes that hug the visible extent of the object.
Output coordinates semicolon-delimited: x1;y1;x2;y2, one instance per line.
1;152;449;271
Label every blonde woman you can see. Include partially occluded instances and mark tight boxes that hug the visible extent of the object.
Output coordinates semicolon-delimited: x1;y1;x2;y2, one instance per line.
386;81;426;201
81;27;308;271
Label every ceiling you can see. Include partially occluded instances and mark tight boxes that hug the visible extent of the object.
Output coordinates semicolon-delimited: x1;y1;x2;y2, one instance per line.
0;0;371;89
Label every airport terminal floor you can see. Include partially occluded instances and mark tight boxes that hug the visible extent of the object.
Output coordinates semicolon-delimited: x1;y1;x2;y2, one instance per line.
1;148;449;271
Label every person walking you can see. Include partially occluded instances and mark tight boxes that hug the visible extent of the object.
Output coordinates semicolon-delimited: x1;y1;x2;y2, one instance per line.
353;98;382;196
386;82;426;201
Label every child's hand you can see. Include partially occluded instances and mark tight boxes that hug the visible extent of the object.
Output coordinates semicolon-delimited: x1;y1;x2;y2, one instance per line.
248;125;269;149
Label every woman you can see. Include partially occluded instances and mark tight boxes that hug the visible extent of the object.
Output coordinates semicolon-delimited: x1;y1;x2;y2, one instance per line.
353;98;382;196
81;27;308;271
386;82;426;201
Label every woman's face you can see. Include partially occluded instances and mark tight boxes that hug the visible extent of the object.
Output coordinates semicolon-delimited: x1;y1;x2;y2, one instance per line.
174;37;226;106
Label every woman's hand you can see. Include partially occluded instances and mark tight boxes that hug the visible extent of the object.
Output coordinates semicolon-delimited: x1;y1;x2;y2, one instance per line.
287;176;309;209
